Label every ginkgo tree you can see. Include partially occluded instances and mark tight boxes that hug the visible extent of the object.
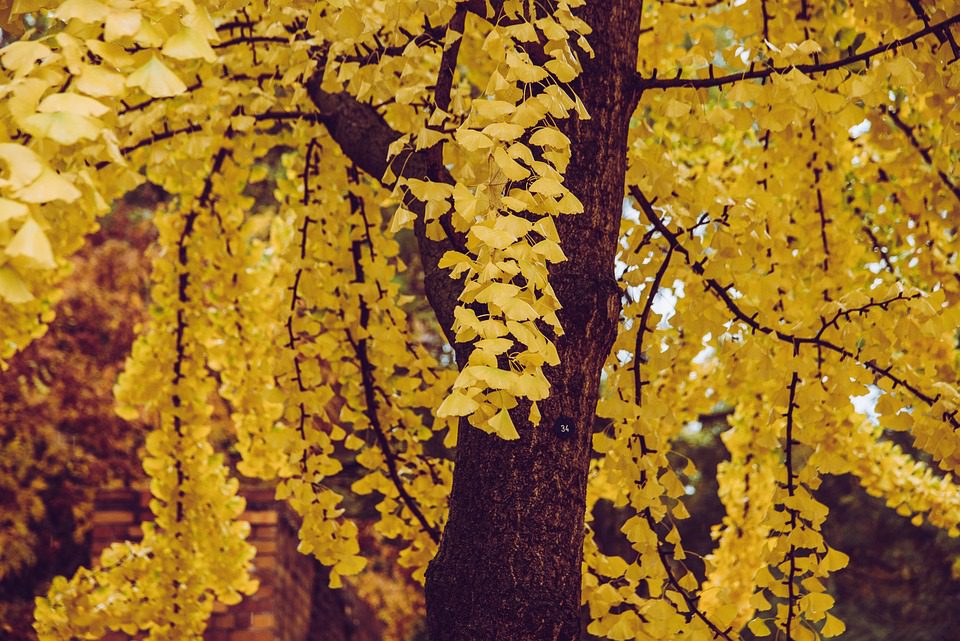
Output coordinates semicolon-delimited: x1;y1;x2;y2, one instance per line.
1;0;959;639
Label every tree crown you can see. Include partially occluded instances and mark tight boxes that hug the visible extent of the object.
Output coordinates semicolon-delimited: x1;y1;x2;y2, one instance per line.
0;1;958;640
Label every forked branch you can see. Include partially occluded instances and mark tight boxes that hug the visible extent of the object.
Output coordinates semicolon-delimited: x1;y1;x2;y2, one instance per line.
628;186;958;432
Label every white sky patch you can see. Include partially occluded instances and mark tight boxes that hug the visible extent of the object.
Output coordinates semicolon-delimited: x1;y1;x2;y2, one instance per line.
622;198;641;223
651;279;685;329
616;201;888;427
693;344;716;366
849;118;872;139
682;420;703;436
851;384;880;423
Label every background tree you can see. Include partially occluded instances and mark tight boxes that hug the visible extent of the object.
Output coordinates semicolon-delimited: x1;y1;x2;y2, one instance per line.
0;1;958;641
0;203;153;637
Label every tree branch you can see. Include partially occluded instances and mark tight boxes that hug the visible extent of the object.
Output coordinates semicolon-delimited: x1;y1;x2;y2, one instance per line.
346;168;440;543
859;219;897;274
120;123;202;156
627;186;958;432
906;0;960;59
633;246;673;405
213;35;291;49
304;20;473;345
637;13;960;91
760;0;771;43
783;371;800;641
304;0;496;182
884;106;960;205
642;509;734;640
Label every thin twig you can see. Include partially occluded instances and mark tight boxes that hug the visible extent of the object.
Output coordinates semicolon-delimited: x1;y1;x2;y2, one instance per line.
885;107;960;205
783;371;800;641
346;166;441;543
633;246;674;404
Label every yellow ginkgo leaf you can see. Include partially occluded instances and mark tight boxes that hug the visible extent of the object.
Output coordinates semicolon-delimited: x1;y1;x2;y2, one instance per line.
0;266;32;303
529;127;569;149
0;198;28;223
531;239;566;262
86;40;134;68
335;8;363;38
533;216;560;241
488;408;520;440
0;40;52;75
501;297;539;321
75;64;126;97
506;59;548;83
535;17;567;41
814;90;847;114
182;6;220;42
5;77;48;123
162;27;217;62
801;591;834;616
821;613;846;637
219;589;243;606
555;190;583;214
509;22;538;42
664;99;691;118
133;20;165;48
473;99;515;120
460;364;517;390
333;555;366;576
514;373;550;400
482;122;525;141
455;128;494;152
405;179;452;203
713;604;739;628
38;92;109;117
475;281;521;306
438;250;471;269
24;112;101;146
388;207;416;233
13;168;81;203
104;9;141;41
437;390;480;417
0;143;43;189
126;56;187;98
819;547;849;572
5;217;56;269
415;125;444;150
747;618;771;637
529;177;565;197
493;147;530;181
604;610;641;640
54;0;110;23
545;58;578;82
473;224;518;250
528;402;541;426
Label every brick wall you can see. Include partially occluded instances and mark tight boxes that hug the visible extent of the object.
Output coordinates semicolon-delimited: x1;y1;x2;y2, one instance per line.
90;487;347;641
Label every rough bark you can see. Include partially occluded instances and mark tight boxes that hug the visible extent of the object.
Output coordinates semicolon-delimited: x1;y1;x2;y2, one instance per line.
308;2;640;637
423;3;641;640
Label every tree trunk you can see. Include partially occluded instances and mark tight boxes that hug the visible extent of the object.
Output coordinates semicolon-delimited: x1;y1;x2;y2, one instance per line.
423;3;641;640
308;3;640;637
